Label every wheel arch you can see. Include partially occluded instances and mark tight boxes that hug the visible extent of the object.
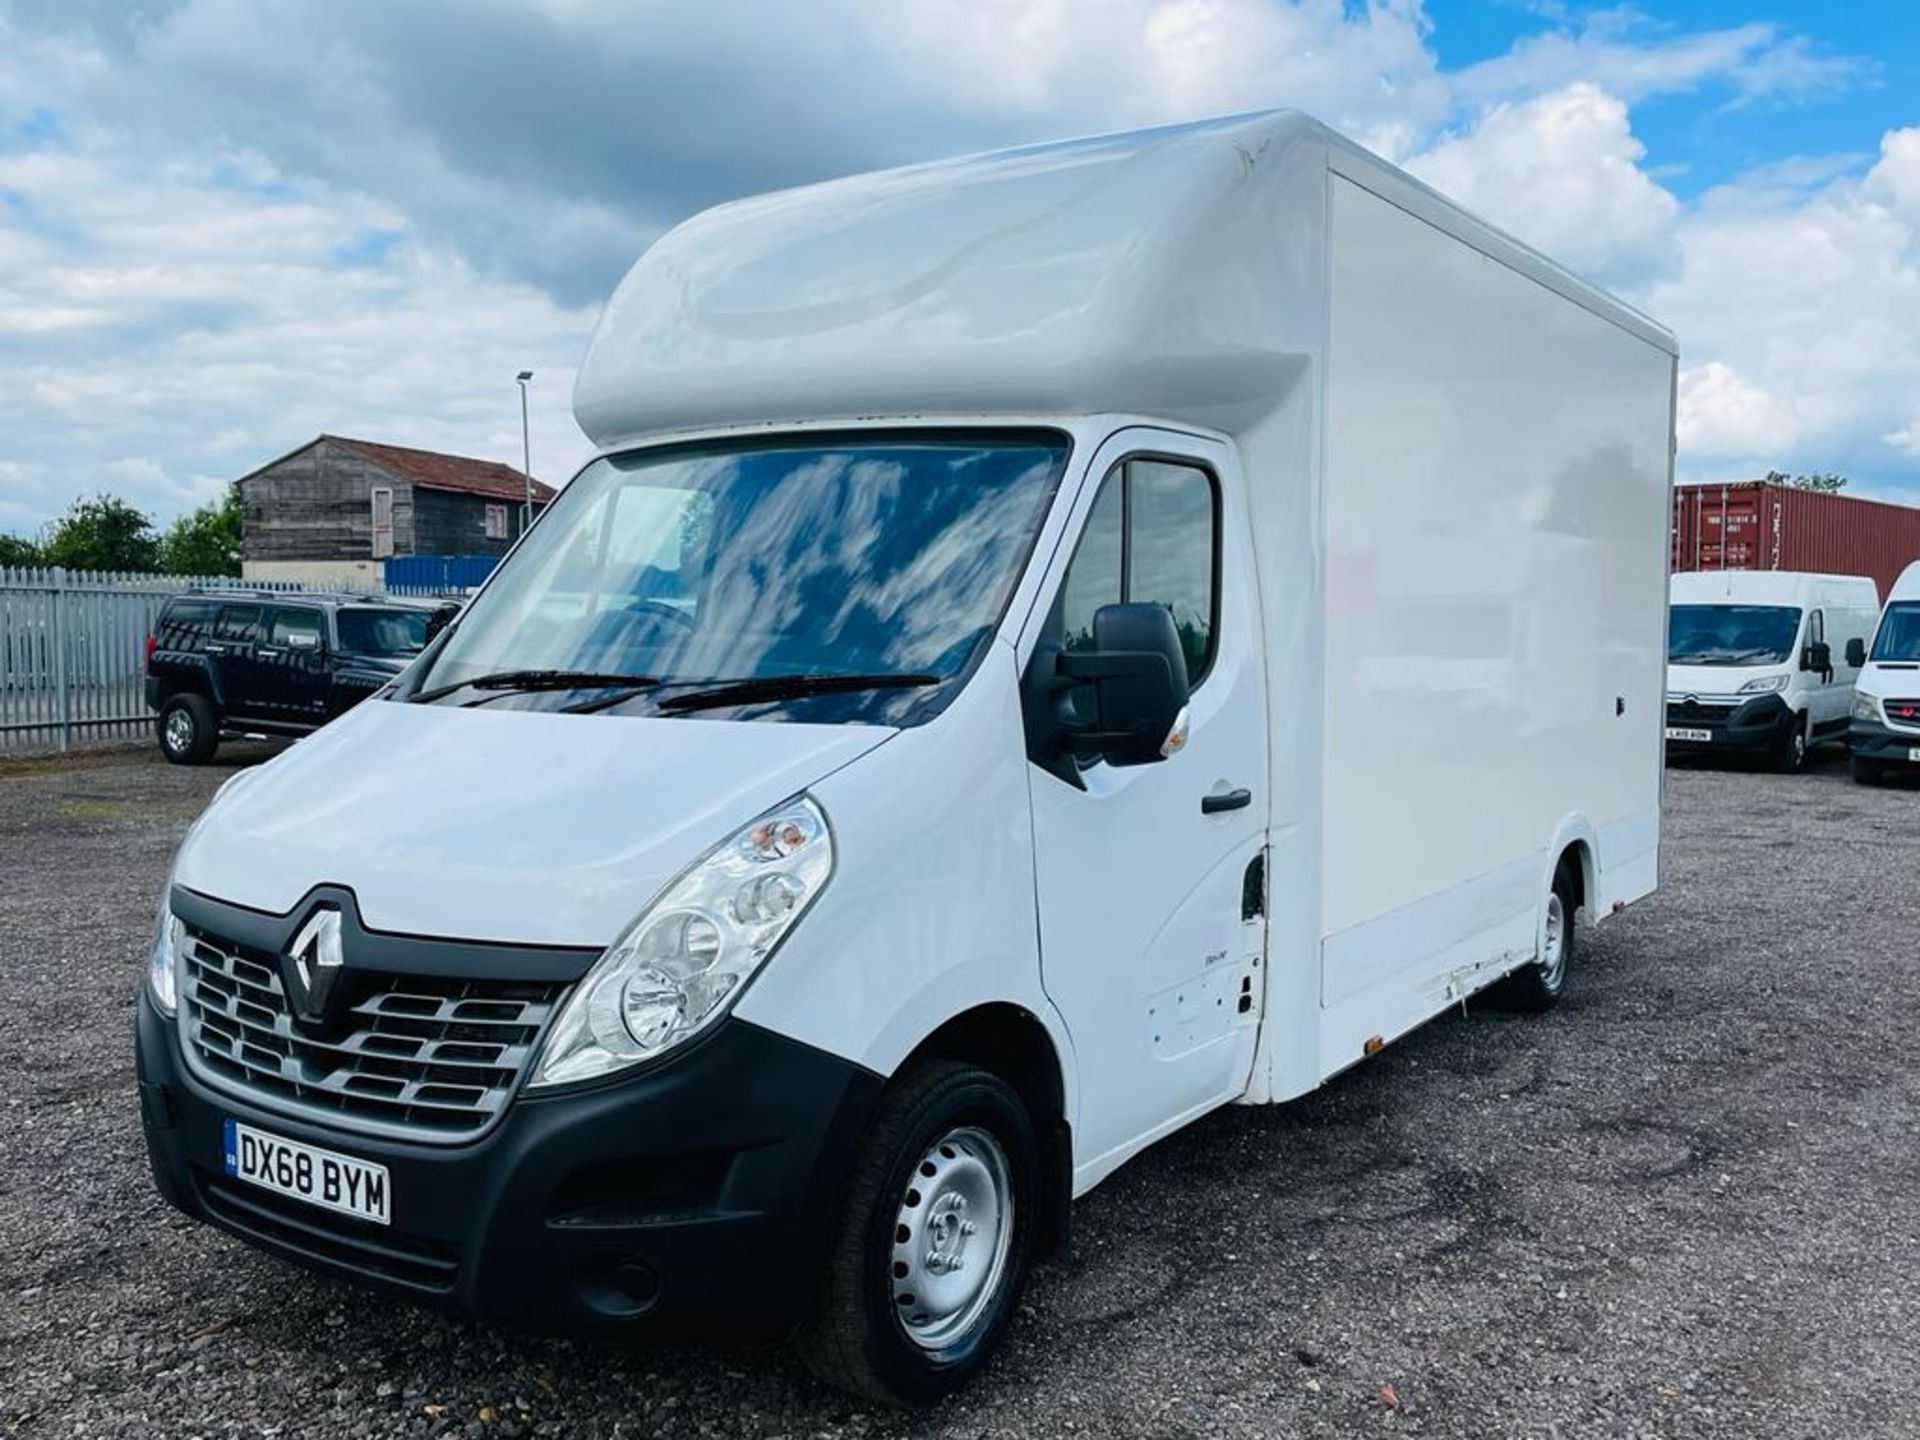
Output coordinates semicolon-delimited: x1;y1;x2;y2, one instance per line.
1541;814;1598;955
898;1003;1073;1256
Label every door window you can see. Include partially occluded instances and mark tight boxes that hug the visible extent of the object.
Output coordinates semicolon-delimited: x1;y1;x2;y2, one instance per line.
1808;609;1825;645
215;605;261;642
1055;457;1218;686
268;608;324;650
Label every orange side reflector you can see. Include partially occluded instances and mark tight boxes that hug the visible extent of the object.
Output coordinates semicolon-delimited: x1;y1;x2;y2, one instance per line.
1363;1035;1384;1056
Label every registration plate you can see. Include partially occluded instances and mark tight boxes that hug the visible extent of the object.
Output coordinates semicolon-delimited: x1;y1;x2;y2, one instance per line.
223;1119;390;1225
1665;727;1713;743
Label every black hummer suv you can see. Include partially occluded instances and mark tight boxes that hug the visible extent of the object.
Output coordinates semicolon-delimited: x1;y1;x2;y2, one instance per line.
145;592;452;764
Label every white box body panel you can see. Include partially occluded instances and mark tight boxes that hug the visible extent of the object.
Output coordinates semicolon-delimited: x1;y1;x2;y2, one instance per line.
1313;174;1673;1062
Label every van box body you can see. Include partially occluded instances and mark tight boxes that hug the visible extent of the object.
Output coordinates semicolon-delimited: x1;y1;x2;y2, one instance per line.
1666;569;1881;766
136;111;1676;1387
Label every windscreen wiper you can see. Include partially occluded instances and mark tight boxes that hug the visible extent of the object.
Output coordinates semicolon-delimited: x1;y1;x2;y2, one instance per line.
409;669;664;705
653;672;942;714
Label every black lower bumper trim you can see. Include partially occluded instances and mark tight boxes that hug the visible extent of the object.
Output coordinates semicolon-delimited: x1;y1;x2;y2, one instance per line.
1665;693;1795;755
1851;718;1920;767
137;991;883;1338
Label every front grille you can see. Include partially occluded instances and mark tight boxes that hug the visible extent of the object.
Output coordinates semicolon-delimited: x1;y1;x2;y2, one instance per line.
180;924;564;1142
1665;698;1737;733
199;1172;460;1293
1883;698;1920;731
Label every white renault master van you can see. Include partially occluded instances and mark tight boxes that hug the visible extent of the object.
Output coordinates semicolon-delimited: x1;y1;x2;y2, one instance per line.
1665;570;1881;771
1850;558;1920;784
136;112;1674;1403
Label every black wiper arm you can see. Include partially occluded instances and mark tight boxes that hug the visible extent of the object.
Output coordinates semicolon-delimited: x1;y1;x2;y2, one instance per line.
410;669;663;704
655;672;942;714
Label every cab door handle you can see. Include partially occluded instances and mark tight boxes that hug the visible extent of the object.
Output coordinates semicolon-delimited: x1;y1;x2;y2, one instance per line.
1201;787;1252;814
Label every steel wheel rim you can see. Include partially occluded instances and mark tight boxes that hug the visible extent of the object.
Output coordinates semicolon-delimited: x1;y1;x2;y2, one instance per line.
890;1125;1013;1351
165;709;194;754
1540;891;1567;986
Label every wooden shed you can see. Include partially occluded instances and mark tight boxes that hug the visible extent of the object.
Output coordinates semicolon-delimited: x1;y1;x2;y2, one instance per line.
237;435;556;588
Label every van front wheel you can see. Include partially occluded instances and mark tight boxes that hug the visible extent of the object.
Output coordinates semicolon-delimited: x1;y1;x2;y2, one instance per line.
1773;714;1809;773
797;1060;1038;1406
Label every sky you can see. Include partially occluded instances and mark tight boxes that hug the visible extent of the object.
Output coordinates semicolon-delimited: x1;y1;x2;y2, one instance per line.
2;0;1919;538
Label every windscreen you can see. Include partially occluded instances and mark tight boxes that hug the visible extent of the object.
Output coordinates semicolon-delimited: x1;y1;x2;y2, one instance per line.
336;608;430;657
412;432;1070;724
1668;604;1802;667
1871;602;1920;662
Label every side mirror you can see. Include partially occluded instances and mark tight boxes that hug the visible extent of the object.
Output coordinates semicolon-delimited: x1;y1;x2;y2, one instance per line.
425;602;461;644
1802;640;1832;673
285;631;322;653
1056;603;1192;767
1846;637;1867;668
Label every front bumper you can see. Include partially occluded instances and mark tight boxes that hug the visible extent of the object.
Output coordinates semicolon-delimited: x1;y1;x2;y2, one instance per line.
136;990;882;1339
1850;718;1920;770
1664;693;1795;755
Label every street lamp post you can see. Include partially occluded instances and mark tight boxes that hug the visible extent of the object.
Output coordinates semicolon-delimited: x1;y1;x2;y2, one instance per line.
516;370;534;533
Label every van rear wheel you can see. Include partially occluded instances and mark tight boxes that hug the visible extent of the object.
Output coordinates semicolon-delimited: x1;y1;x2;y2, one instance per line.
1493;862;1578;1012
797;1060;1038;1406
157;694;219;766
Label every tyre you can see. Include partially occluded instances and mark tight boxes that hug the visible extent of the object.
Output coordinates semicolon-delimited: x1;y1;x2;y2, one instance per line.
1772;714;1809;774
157;693;219;766
1853;757;1884;786
797;1059;1039;1406
1493;860;1579;1012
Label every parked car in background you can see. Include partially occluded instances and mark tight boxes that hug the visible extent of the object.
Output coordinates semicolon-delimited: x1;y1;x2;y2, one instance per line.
1665;571;1881;772
144;591;452;764
1849;558;1920;784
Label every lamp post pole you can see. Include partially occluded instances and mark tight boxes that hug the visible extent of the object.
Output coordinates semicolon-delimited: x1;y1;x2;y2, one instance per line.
516;370;534;533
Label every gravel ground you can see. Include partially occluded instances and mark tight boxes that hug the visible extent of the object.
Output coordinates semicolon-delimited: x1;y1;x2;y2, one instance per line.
2;742;1917;1438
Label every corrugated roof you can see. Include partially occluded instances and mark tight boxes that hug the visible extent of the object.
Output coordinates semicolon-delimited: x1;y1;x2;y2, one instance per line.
330;436;556;503
237;435;555;503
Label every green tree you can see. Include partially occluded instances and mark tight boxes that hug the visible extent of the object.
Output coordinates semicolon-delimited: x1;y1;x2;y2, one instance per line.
1789;471;1848;493
0;533;43;568
159;485;243;577
41;494;161;573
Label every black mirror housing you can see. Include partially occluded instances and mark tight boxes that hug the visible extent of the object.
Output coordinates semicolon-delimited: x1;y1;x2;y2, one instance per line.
1846;637;1867;668
1056;603;1192;767
1803;640;1832;673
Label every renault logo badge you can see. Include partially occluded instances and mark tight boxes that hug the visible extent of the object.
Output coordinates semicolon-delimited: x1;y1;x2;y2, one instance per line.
285;906;345;1018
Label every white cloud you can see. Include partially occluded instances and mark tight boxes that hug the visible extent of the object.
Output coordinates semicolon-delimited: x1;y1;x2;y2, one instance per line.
1648;127;1920;487
1456;13;1865;110
1676;361;1797;459
1408;82;1680;289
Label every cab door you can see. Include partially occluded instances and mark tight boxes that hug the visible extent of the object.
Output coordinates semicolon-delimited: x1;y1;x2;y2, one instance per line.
261;606;331;722
1022;429;1268;1179
207;603;267;720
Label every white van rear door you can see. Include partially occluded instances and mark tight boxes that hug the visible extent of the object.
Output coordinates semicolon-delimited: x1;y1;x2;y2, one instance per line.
1022;428;1269;1184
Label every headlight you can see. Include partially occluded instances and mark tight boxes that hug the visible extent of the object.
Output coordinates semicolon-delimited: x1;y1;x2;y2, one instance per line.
150;903;186;1015
529;795;834;1087
1738;674;1789;694
1854;692;1884;722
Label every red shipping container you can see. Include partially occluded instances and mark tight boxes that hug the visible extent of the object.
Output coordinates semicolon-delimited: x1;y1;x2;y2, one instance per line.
1671;481;1920;604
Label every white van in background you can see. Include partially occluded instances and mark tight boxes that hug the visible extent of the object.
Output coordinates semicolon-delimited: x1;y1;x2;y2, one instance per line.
1849;558;1920;784
135;112;1675;1403
1666;571;1881;772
